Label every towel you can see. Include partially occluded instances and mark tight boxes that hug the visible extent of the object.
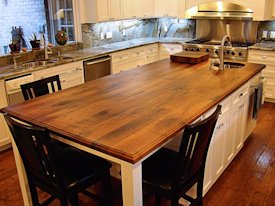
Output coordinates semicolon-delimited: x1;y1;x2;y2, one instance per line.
253;82;263;120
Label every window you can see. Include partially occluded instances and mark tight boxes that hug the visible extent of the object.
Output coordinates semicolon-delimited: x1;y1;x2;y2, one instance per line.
46;0;75;43
0;0;77;55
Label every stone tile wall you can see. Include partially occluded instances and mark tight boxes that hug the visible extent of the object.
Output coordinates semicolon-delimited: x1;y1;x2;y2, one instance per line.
82;18;195;48
257;21;275;42
0;0;47;54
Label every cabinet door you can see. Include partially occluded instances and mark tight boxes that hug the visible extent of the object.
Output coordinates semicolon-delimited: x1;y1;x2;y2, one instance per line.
167;0;179;17
122;0;133;19
155;0;167;16
132;0;144;18
178;0;185;18
212;115;228;181
143;0;154;17
109;0;122;20
203;137;214;195
97;0;110;21
231;88;248;154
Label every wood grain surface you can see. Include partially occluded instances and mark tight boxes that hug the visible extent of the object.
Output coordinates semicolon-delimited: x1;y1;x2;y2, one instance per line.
170;51;209;64
0;59;265;163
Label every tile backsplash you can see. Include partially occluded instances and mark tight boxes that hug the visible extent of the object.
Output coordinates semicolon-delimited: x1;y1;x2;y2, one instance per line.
257;21;275;42
81;18;195;48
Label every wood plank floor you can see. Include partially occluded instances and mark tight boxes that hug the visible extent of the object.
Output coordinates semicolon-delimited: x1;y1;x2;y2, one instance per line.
0;103;274;206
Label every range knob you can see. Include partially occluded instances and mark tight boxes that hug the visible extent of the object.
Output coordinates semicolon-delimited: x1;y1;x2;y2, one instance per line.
206;49;210;52
215;50;219;54
191;48;194;51
196;48;200;51
238;52;242;56
231;51;235;55
185;48;188;51
226;50;230;54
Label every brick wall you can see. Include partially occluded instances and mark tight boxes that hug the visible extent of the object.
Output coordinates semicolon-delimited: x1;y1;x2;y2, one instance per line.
0;0;46;54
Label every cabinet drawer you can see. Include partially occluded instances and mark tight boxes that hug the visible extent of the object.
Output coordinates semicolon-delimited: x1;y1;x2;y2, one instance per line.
265;76;275;87
144;44;158;54
262;65;275;77
248;50;275;64
265;86;275;99
130;49;145;59
146;54;158;64
112;52;129;63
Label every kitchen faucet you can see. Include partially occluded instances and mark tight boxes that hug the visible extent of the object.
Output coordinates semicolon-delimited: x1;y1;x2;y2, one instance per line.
42;34;52;60
219;35;232;70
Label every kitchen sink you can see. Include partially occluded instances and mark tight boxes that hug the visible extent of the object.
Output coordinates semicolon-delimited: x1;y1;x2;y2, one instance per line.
211;62;245;70
19;60;57;69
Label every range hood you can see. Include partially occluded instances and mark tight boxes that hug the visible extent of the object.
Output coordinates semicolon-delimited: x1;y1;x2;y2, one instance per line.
186;2;253;20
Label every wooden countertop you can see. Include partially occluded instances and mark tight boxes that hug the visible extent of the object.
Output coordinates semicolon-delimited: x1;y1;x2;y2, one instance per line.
1;59;265;163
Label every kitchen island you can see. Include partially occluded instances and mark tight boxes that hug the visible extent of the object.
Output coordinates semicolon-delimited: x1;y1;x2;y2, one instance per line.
0;59;265;206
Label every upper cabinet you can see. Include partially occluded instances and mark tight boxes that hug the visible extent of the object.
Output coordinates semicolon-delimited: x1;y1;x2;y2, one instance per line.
143;0;155;18
79;0;184;23
79;0;121;23
253;0;272;21
121;0;145;19
155;0;179;17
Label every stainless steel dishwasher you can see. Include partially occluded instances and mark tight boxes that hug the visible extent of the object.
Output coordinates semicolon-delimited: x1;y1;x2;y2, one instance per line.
83;55;111;82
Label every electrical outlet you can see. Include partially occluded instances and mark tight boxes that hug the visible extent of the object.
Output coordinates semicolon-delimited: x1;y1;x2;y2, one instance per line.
164;26;168;32
100;33;104;40
122;29;126;36
262;31;268;39
270;31;275;39
106;31;113;39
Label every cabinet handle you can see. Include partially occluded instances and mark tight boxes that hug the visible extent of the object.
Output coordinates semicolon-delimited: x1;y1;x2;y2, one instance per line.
239;93;243;97
76;67;82;71
262;56;267;59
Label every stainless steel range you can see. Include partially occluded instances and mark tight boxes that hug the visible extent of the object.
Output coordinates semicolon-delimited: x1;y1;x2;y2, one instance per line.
182;39;253;62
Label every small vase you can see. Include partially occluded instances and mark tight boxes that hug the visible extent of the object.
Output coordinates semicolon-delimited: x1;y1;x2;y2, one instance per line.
9;43;21;54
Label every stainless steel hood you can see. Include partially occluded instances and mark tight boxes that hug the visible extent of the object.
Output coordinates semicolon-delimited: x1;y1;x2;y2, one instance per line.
187;2;253;20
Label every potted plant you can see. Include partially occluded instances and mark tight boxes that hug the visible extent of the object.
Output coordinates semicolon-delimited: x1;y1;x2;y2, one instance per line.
9;41;21;54
29;33;40;50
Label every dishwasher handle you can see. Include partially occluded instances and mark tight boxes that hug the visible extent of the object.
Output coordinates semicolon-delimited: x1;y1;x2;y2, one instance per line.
85;57;111;66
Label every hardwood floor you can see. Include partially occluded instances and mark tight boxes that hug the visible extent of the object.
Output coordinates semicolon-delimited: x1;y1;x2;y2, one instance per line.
0;103;274;206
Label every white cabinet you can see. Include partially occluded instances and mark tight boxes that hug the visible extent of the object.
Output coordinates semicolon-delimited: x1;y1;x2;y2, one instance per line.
212;99;231;181
111;43;158;74
79;0;121;23
122;0;144;19
178;0;186;19
252;0;272;21
154;0;179;17
159;43;183;60
203;97;231;195
231;85;249;155
143;0;155;18
0;79;10;151
33;61;84;90
248;49;275;102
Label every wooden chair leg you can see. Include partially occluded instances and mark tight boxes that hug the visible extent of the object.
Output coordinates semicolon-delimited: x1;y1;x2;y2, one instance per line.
69;193;79;206
60;197;69;206
155;195;161;206
171;197;179;206
28;182;40;206
196;178;203;206
102;171;113;206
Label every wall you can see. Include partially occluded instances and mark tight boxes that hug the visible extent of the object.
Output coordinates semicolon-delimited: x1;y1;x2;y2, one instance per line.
257;21;275;42
0;0;46;54
81;18;196;48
